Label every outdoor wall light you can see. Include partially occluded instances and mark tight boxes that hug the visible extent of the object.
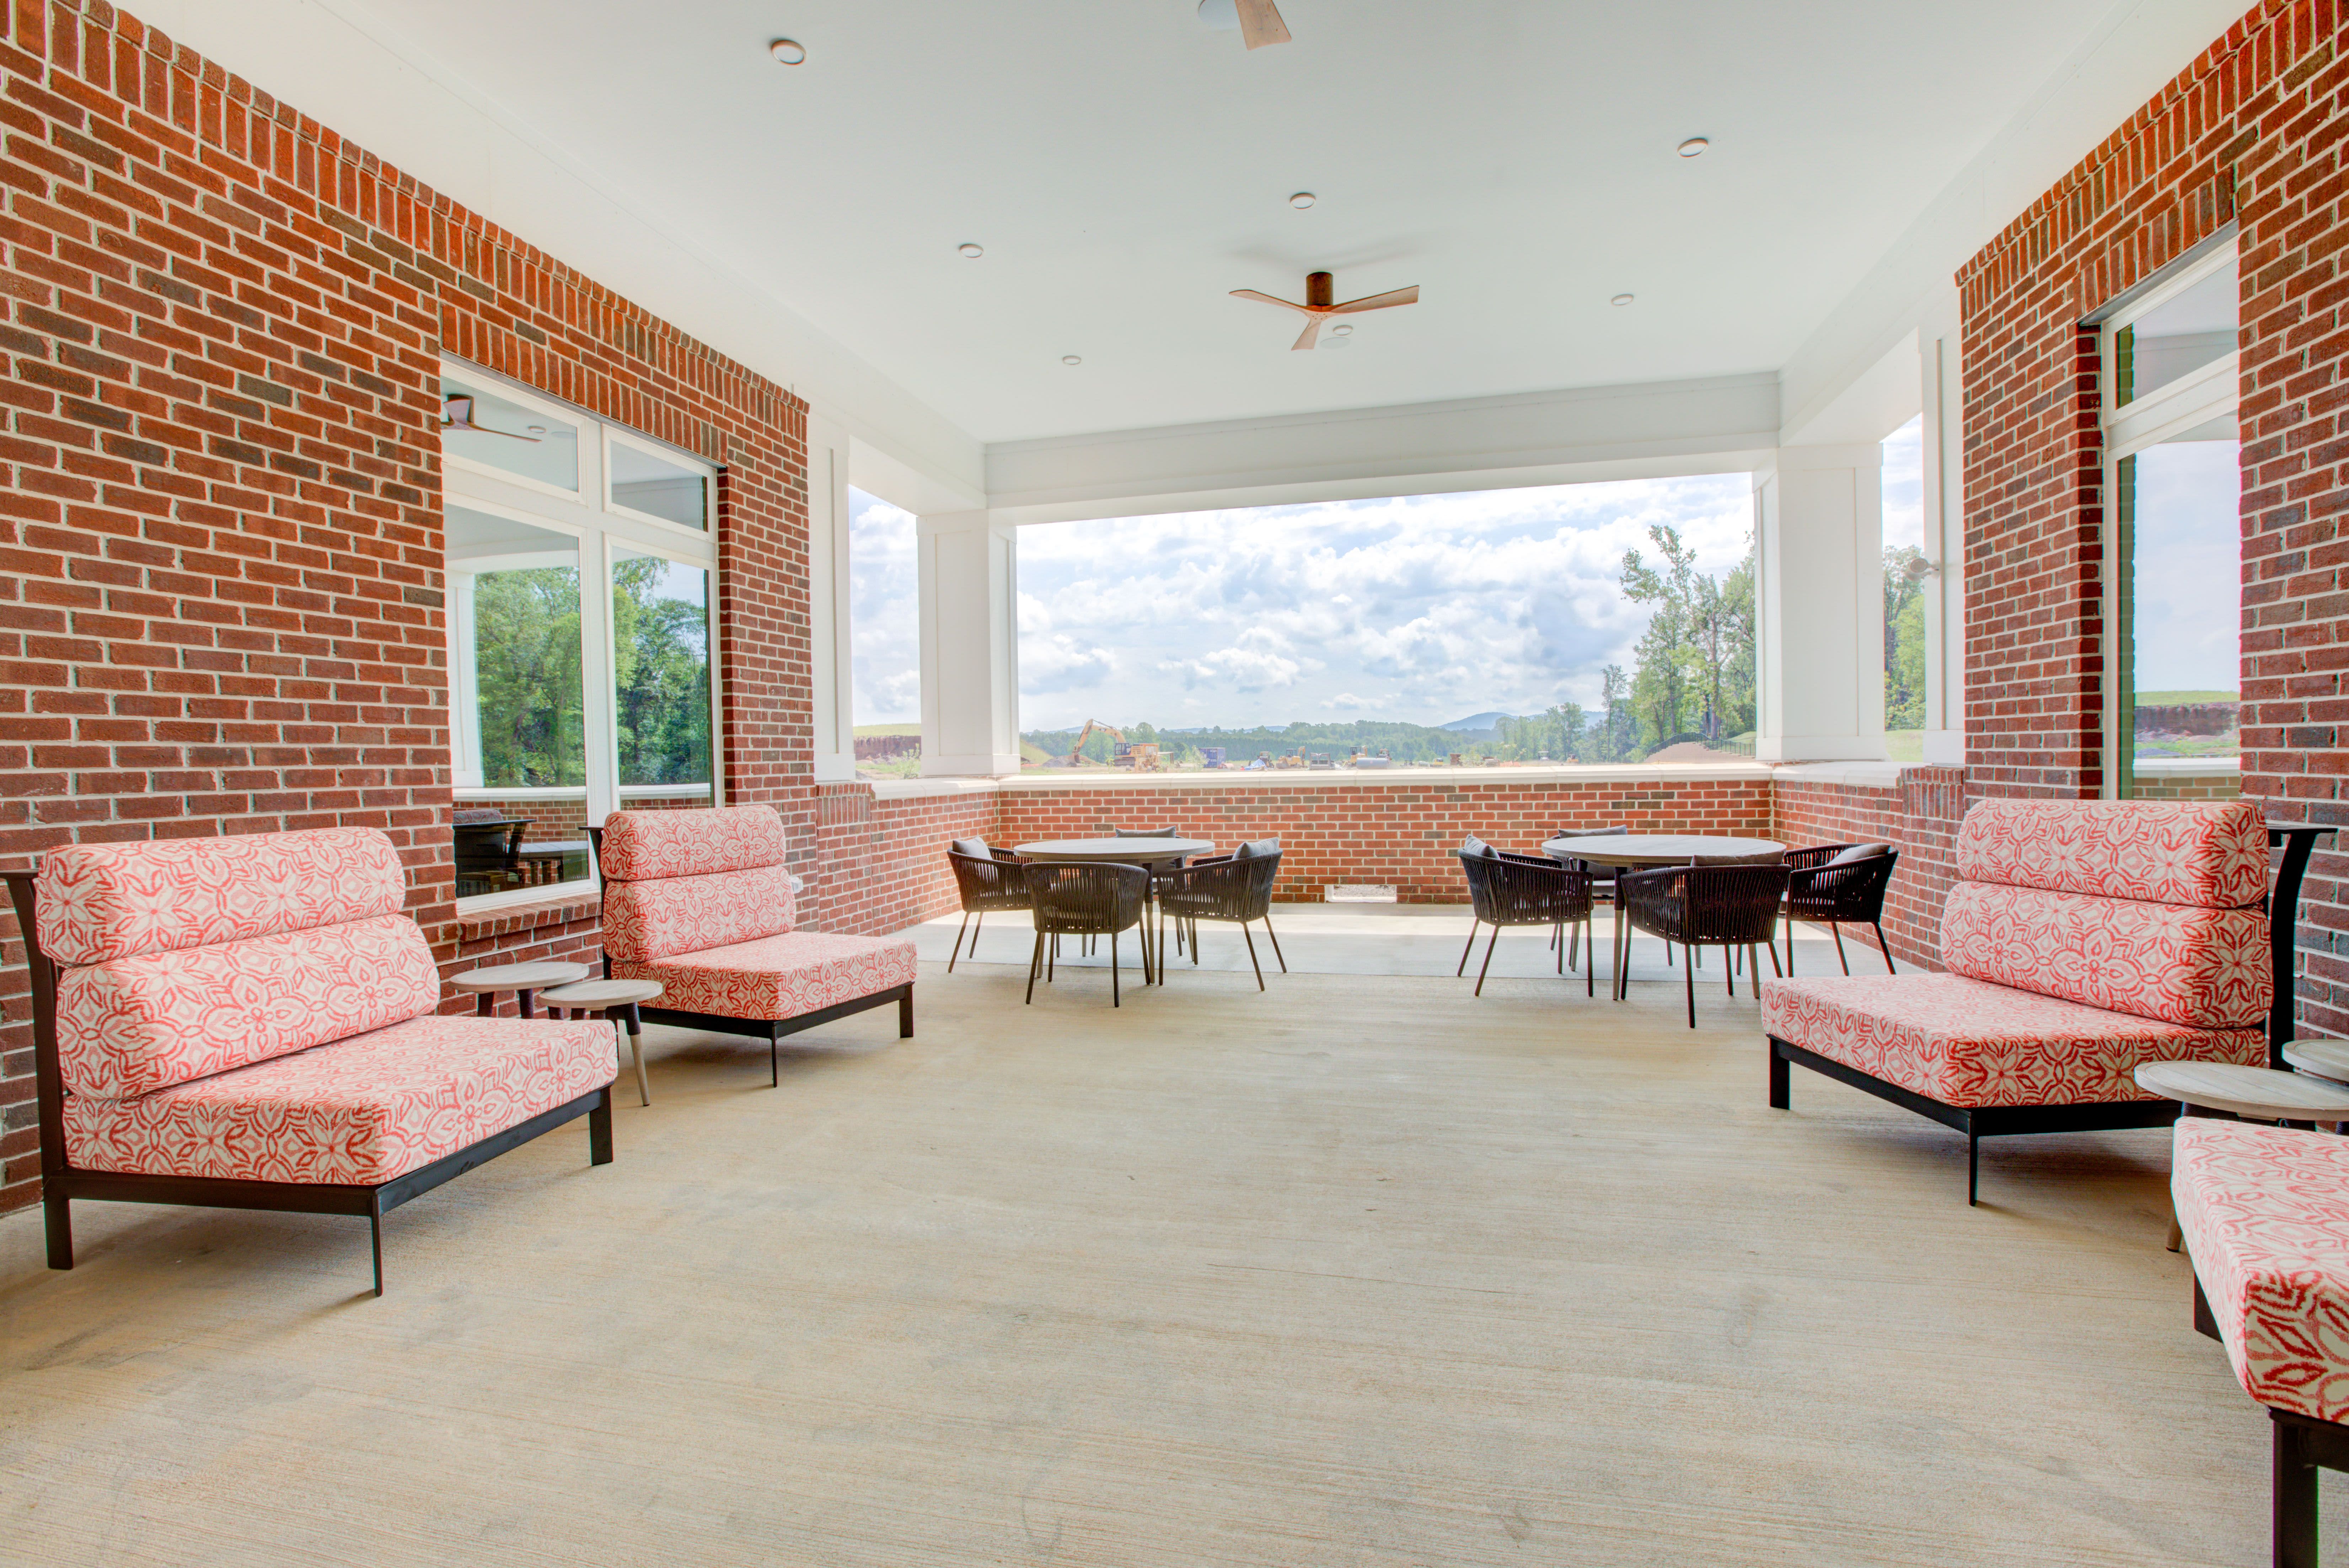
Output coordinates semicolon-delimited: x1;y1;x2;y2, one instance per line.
958;243;984;258
1289;192;1316;209
769;39;806;64
1678;137;1709;157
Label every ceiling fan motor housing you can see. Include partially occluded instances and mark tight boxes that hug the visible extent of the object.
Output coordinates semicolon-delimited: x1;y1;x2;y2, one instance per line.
1306;271;1334;308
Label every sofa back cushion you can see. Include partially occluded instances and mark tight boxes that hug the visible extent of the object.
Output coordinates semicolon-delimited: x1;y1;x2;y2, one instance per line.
34;827;410;966
1941;881;2270;1029
55;913;440;1100
603;863;797;963
1955;799;2267;909
598;805;788;882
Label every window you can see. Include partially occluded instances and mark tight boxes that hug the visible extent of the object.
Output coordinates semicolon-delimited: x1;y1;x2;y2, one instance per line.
848;487;920;780
443;363;720;905
2098;245;2240;800
1880;414;1926;761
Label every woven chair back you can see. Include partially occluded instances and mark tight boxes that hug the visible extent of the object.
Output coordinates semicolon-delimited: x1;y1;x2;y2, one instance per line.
948;849;1031;913
1785;850;1898;922
1025;861;1149;936
1459;852;1593;927
1621;864;1789;946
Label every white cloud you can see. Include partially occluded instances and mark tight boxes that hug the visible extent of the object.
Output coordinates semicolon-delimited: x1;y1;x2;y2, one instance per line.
849;489;919;724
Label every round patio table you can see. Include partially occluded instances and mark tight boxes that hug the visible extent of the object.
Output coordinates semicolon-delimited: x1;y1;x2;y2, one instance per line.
1540;834;1788;1001
1012;839;1216;987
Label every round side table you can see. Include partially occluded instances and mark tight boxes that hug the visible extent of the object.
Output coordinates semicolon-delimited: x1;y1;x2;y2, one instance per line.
2283;1038;2349;1086
451;960;590;1019
2135;1060;2349;1252
540;977;662;1107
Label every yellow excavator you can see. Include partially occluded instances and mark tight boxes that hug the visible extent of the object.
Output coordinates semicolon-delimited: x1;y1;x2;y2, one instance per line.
1065;719;1158;770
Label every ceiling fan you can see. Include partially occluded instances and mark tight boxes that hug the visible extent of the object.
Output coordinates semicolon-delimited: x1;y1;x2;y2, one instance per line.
1230;271;1421;351
1197;0;1291;49
441;395;541;442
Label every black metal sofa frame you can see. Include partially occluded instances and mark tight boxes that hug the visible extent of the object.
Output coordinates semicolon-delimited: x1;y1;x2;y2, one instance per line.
2;871;614;1297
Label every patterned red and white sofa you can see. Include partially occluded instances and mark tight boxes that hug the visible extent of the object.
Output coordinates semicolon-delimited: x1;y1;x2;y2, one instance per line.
1761;799;2272;1204
2174;1119;2349;1566
587;806;918;1084
1;829;616;1297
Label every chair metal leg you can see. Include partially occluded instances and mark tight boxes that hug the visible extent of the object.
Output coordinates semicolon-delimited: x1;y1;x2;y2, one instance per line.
1262;911;1285;972
949;912;969;972
621;1004;650;1106
1025;931;1045;1004
1243;923;1265;990
2276;1414;2321;1568
1874;921;1894;973
1567;922;1580;972
1723;945;1735;997
1111;932;1122;1007
1475;927;1501;997
1833;924;1851;976
1584;917;1595;997
1557;922;1565;973
1459;919;1480;976
44;1190;72;1271
1764;941;1781;977
1683;945;1696;1028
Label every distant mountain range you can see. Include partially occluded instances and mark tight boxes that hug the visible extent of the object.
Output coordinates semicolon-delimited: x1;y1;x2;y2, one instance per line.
1438;711;1516;732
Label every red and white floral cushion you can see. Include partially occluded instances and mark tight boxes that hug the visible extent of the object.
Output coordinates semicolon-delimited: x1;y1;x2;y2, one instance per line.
598;805;787;881
54;914;441;1101
601;864;795;964
614;931;918;1021
2176;1119;2349;1423
1761;973;2266;1107
34;828;409;965
1955;799;2268;909
1940;882;2270;1030
61;1015;616;1185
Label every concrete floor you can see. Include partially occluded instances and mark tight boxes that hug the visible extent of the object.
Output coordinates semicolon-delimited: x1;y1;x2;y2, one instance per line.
0;955;2308;1566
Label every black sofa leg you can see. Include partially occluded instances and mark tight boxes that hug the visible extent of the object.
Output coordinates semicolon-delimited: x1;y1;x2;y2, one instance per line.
899;988;914;1038
2195;1274;2222;1341
2278;1413;2320;1568
1768;1043;1790;1110
1967;1128;1980;1207
44;1188;72;1271
589;1086;614;1165
369;1195;385;1299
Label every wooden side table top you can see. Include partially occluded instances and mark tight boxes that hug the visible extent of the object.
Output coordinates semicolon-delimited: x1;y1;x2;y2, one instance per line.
540;978;663;1008
451;961;591;993
2283;1039;2349;1086
2135;1060;2349;1120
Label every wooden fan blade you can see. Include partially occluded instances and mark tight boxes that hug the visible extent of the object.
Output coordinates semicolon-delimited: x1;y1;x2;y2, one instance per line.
1236;0;1292;48
1330;286;1421;314
1291;315;1324;351
1231;288;1312;315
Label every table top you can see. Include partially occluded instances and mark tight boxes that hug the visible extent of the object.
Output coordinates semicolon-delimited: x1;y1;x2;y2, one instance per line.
2283;1039;2349;1086
451;960;591;992
541;978;664;1006
1541;834;1786;866
1014;838;1216;862
2134;1060;2349;1119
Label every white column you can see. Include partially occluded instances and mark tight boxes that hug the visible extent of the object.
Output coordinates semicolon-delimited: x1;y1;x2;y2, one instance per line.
1755;444;1887;763
917;510;1021;776
1919;315;1966;766
805;414;856;782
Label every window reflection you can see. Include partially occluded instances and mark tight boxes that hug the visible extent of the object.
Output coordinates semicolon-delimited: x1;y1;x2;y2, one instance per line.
613;547;714;809
609;438;709;529
443;375;580;492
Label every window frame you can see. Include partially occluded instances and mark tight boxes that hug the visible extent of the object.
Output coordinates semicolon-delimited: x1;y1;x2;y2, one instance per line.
2094;238;2240;800
443;358;723;912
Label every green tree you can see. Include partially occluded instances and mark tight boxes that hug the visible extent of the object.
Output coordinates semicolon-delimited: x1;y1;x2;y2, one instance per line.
1883;546;1927;730
1618;525;1756;751
611;556;712;787
473;565;585;787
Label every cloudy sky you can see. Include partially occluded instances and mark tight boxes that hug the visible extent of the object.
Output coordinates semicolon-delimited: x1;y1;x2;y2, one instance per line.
854;475;1761;733
2130;436;2241;694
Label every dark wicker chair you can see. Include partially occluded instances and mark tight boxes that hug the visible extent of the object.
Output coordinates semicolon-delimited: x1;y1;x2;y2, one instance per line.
944;838;1030;972
1781;843;1899;974
1457;838;1596;997
1024;861;1152;1006
453;817;526;897
1617;863;1790;1027
1156;848;1285;989
1114;825;1192;956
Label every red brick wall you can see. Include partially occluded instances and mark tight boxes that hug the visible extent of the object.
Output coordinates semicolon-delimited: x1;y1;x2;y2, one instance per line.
1771;768;1965;971
802;786;996;935
1953;0;2349;1029
993;776;1775;903
0;1;823;1212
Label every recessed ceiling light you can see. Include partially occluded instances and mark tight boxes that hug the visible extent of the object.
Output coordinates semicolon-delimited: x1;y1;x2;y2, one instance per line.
1330;323;1353;336
1289;192;1316;209
526;425;546;435
1197;0;1240;30
769;38;806;65
1062;355;1082;366
1611;293;1635;307
958;243;984;258
1677;136;1708;157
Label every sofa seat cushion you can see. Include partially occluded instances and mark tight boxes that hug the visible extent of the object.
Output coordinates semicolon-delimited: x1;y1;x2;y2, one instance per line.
1940;881;2269;1029
614;931;918;1021
2176;1119;2349;1422
61;1016;617;1186
1761;973;2266;1107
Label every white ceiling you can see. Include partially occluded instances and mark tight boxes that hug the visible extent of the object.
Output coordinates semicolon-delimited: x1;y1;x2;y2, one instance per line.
347;0;2131;446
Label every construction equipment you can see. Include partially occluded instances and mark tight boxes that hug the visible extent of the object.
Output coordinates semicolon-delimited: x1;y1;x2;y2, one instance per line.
1114;741;1161;771
1064;719;1124;767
